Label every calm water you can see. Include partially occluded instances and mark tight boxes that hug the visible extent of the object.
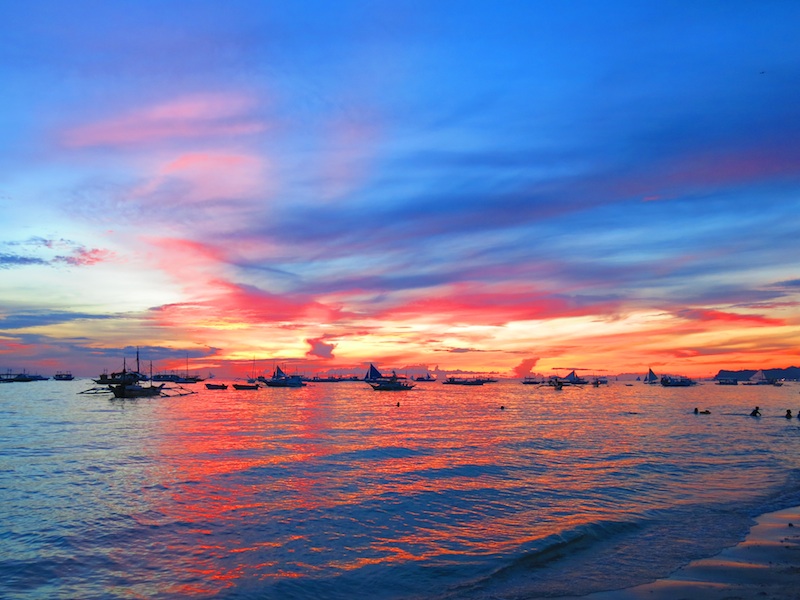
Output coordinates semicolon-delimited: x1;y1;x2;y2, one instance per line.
1;379;799;599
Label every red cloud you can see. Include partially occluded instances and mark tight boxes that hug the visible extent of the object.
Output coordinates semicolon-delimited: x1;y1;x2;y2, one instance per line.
376;285;619;325
512;357;540;377
678;308;782;326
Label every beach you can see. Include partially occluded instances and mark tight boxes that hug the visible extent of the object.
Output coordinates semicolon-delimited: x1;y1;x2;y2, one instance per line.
568;505;800;600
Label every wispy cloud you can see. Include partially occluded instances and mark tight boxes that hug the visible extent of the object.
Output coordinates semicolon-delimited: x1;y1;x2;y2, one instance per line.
61;93;267;148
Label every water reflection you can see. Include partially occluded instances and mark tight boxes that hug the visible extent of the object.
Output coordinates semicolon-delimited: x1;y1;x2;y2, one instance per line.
1;380;798;598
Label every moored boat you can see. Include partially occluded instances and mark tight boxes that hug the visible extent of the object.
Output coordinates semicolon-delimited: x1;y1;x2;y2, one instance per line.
442;377;483;385
262;365;306;387
53;371;74;381
109;382;164;398
660;375;696;387
205;383;228;390
370;379;415;391
232;383;260;390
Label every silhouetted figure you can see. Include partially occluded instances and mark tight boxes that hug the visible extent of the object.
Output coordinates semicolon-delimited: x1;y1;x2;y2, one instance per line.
786;409;793;419
750;406;761;417
694;407;699;414
699;410;710;414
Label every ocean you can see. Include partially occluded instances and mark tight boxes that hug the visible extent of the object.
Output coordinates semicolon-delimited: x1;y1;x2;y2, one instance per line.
1;378;799;599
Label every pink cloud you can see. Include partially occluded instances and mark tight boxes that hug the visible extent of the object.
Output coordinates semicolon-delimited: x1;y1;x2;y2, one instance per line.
61;93;267;148
134;151;269;204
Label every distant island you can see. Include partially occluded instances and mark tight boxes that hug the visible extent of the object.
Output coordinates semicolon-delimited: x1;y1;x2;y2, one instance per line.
713;366;800;381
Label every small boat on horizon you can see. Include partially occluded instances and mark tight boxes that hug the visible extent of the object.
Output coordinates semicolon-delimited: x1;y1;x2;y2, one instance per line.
442;377;483;386
660;375;697;387
644;368;659;385
1;371;49;382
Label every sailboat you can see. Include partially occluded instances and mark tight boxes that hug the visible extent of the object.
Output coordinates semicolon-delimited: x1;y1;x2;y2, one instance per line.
263;365;306;387
369;370;415;391
364;363;384;382
743;370;782;386
643;368;659;384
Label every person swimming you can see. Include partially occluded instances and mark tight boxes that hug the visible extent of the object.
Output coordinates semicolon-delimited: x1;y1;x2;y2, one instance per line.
750;406;761;417
786;409;793;419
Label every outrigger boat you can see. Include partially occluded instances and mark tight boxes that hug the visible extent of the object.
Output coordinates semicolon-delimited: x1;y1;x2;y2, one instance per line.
109;381;164;398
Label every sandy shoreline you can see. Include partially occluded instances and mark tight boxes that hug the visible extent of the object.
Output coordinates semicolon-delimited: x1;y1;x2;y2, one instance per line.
564;506;800;600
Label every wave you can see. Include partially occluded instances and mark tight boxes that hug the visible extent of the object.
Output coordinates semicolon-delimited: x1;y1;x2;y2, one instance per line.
440;517;644;599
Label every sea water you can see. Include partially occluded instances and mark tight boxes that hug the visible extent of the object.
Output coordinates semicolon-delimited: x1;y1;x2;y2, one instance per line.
1;379;799;599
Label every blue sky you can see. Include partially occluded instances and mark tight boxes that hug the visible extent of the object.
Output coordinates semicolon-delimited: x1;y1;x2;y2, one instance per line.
1;1;799;378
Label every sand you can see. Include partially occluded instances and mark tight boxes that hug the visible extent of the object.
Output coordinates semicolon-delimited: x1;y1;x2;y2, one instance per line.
569;506;800;600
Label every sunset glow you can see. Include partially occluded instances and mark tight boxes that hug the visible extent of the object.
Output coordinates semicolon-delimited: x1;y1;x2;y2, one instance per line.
1;2;799;379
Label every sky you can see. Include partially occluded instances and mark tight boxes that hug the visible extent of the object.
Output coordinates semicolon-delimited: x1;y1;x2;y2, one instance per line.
1;1;799;379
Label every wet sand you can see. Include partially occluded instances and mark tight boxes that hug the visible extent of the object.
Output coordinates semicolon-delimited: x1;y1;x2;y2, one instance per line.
571;506;800;600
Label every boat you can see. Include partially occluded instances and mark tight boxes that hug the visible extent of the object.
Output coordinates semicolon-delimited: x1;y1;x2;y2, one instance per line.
1;371;49;382
94;351;148;384
53;371;74;381
364;363;385;383
369;372;415;391
742;370;782;386
414;373;436;382
263;365;307;387
109;382;164;398
660;375;697;387
521;376;543;385
442;376;484;385
643;368;659;385
232;383;260;390
716;377;739;385
561;370;588;385
205;383;228;390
